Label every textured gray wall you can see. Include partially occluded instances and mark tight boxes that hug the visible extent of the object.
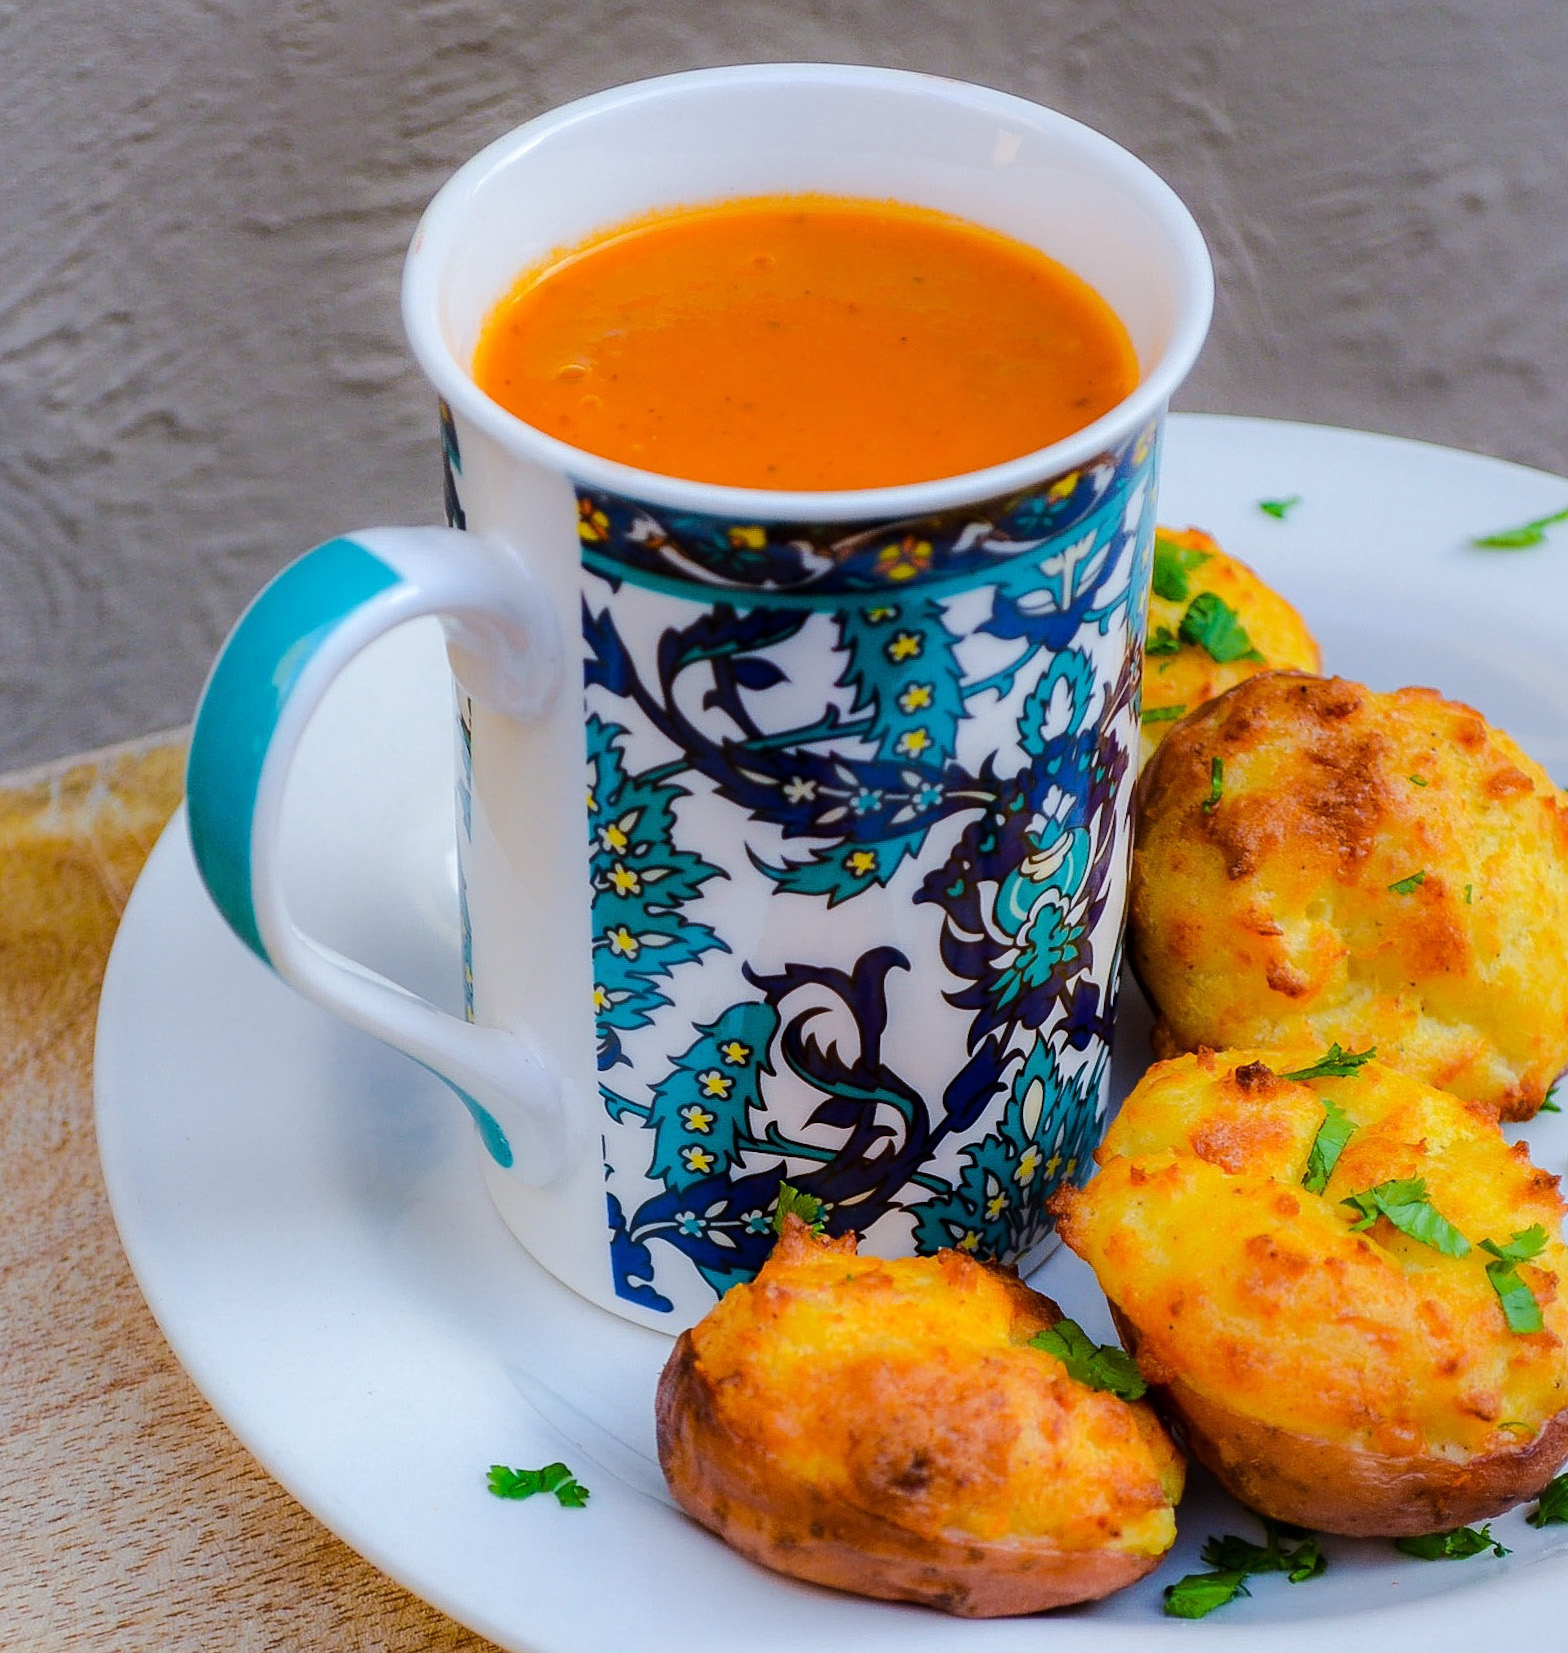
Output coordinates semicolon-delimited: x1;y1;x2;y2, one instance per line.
6;0;1567;768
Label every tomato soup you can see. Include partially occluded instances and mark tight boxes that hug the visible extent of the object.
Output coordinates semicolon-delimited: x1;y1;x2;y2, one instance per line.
472;194;1138;492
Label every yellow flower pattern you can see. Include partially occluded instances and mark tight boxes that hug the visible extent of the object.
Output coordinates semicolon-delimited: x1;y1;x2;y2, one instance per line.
875;535;934;582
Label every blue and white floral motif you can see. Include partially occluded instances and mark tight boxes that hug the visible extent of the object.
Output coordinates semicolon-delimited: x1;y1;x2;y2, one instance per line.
574;431;1148;599
906;1036;1108;1262
574;421;1160;1314
584;715;727;1069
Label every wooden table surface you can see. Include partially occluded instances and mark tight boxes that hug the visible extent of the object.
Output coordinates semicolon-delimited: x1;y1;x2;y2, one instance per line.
0;734;501;1651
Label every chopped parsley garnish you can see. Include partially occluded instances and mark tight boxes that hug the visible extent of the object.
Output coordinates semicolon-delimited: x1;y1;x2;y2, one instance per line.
1146;623;1182;655
1281;1043;1377;1083
1471;505;1568;550
1528;1472;1568;1527
1202;756;1224;812
1542;1083;1561;1113
774;1181;826;1236
1408;773;1429;787
1163;1569;1251;1619
1341;1177;1470;1256
1142;702;1187;722
1203;1524;1326;1583
1029;1319;1146;1400
1152;537;1212;602
1388;870;1427;895
1302;1097;1356;1194
487;1461;591;1508
1178;591;1266;664
1395;1524;1509;1560
1163;1520;1326;1618
1259;495;1302;521
1464;883;1475;905
1480;1225;1548;1333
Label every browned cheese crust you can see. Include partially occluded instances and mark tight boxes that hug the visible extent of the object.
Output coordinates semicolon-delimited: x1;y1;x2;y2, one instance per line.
1054;1048;1568;1536
1140;526;1321;767
1131;672;1568;1118
655;1218;1184;1617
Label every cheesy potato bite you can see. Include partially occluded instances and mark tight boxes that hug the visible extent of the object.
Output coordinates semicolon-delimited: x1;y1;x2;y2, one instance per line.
1131;671;1568;1119
1053;1048;1568;1535
1140;527;1321;766
655;1216;1184;1616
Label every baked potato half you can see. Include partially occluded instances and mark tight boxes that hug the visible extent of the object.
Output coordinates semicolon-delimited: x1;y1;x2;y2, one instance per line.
656;1216;1184;1616
1131;671;1568;1118
1053;1047;1568;1535
1140;527;1321;766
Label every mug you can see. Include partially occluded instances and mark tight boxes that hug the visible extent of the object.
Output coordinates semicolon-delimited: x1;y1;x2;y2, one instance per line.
186;63;1212;1330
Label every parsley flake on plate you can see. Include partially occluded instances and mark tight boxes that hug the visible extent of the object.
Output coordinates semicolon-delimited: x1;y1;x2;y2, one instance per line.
1395;1524;1509;1560
1178;591;1266;665
1471;505;1568;550
1528;1472;1568;1527
1163;1569;1251;1619
1341;1177;1470;1256
1028;1318;1146;1401
1203;1523;1326;1584
1280;1043;1376;1083
1163;1520;1326;1618
1480;1225;1549;1334
1301;1096;1356;1194
487;1461;591;1508
1259;495;1302;520
1541;1083;1560;1114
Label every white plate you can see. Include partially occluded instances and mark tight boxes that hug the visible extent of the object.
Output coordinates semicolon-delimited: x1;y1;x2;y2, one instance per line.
96;415;1568;1650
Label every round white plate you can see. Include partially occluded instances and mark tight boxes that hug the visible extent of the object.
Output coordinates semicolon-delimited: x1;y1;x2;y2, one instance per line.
97;415;1568;1650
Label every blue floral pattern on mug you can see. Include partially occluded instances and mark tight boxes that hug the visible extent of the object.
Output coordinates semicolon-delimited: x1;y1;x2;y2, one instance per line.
573;431;1149;600
589;426;1157;1312
448;402;1158;1315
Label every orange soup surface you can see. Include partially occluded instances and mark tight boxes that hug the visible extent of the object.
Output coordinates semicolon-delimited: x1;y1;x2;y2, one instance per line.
472;195;1138;491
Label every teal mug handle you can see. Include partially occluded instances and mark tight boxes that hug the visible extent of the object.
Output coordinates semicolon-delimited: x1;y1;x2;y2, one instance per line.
186;525;584;1185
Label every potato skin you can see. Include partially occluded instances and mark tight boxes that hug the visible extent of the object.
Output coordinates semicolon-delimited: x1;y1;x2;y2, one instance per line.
1131;672;1568;1118
1140;527;1320;767
655;1218;1184;1616
1055;1049;1568;1536
1114;1319;1568;1535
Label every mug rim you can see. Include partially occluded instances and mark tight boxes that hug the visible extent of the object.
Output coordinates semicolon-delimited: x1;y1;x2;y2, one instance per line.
402;62;1213;525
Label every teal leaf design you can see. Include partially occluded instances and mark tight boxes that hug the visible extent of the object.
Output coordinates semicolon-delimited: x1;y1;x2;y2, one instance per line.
906;1040;1104;1260
751;826;930;905
646;1001;779;1191
751;599;963;905
1018;647;1097;761
835;599;964;767
586;715;726;1038
991;519;1115;617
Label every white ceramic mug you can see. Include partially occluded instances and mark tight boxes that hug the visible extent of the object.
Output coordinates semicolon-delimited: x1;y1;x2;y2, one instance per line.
186;63;1212;1330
